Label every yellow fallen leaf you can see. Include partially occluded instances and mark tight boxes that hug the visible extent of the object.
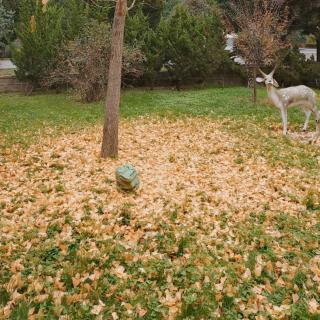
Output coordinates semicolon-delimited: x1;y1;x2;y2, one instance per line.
292;293;299;303
243;268;252;280
276;277;286;287
113;265;128;279
215;276;227;291
138;308;147;317
309;298;319;313
34;294;49;303
91;300;105;315
254;263;263;277
72;274;81;288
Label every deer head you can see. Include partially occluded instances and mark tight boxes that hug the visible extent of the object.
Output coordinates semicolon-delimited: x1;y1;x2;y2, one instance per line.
256;67;279;88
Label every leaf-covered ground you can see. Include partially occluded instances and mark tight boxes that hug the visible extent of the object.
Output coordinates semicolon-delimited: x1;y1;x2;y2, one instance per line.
1;116;320;319
1;87;319;151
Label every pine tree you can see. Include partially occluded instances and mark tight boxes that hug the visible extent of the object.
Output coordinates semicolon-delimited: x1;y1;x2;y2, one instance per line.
288;0;320;62
49;0;85;39
162;5;225;90
0;0;15;50
12;0;65;91
125;9;165;88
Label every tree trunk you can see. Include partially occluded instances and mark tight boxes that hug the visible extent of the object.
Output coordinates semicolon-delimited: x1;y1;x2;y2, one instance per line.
101;0;127;158
175;78;181;91
148;72;155;90
252;67;257;104
316;33;320;63
246;64;253;88
246;64;257;103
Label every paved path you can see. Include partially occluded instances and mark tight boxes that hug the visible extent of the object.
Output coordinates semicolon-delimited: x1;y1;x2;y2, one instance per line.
0;59;16;69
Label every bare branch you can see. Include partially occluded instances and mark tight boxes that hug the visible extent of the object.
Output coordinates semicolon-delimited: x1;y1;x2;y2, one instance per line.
228;0;290;68
127;0;137;11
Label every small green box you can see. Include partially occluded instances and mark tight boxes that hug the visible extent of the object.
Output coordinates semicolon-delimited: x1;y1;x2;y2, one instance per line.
116;164;140;192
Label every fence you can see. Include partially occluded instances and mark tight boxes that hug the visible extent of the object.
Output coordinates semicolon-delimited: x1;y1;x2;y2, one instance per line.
136;71;246;89
0;76;26;93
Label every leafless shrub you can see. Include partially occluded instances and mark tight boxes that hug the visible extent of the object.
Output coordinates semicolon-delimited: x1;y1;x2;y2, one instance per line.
227;0;290;102
43;21;145;102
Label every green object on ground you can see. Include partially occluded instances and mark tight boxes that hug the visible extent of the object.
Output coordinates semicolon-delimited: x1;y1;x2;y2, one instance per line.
116;164;140;192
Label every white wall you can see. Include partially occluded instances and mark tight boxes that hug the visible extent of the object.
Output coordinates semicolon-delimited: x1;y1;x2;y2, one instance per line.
299;48;317;61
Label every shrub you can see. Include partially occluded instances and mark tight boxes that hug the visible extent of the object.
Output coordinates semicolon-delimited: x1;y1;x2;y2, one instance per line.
125;2;229;89
0;0;14;53
49;0;86;39
303;59;320;88
11;0;65;91
125;9;165;88
161;5;226;90
11;0;86;91
44;21;145;102
84;0;111;22
276;47;320;88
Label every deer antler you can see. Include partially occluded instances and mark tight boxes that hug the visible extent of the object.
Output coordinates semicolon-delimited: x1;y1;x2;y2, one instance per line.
270;66;277;76
270;62;280;76
258;68;267;77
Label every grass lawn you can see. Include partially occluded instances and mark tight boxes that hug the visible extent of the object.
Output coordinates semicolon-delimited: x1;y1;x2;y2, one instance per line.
1;87;320;319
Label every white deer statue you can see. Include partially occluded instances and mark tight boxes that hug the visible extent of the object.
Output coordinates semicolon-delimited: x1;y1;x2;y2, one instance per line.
256;67;320;143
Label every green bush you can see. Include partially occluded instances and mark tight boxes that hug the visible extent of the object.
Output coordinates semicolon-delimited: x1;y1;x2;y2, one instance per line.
83;0;111;23
11;0;86;91
125;9;165;88
125;2;230;89
276;48;320;88
11;0;65;90
48;0;86;39
161;5;226;89
0;0;14;51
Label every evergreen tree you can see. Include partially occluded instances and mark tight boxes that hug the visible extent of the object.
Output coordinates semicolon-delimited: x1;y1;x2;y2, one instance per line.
49;0;86;38
161;5;226;89
84;0;111;23
0;0;14;50
288;0;320;62
140;0;164;27
163;0;181;17
182;0;216;15
2;0;20;21
126;9;165;88
12;0;65;90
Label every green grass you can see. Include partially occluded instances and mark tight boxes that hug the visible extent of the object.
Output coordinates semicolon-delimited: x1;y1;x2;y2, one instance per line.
1;87;319;171
1;87;320;319
0;87;314;145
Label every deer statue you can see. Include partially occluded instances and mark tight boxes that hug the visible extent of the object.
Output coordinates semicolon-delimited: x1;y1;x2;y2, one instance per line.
256;67;320;143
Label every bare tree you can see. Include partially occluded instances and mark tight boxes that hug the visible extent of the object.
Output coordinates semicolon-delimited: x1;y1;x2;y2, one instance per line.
101;0;136;158
227;0;289;103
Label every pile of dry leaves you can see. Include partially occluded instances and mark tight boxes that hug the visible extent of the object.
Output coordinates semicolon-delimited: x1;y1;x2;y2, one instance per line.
0;118;319;319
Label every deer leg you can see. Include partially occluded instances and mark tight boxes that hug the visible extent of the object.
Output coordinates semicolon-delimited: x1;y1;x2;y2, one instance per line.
280;107;288;135
310;107;320;143
302;108;311;132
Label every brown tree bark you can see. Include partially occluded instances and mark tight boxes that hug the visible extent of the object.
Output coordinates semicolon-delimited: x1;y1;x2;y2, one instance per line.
252;66;257;104
101;0;127;158
316;32;320;63
246;64;257;104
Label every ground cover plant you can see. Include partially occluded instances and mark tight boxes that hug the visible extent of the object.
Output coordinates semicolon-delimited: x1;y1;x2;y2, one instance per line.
0;87;320;319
